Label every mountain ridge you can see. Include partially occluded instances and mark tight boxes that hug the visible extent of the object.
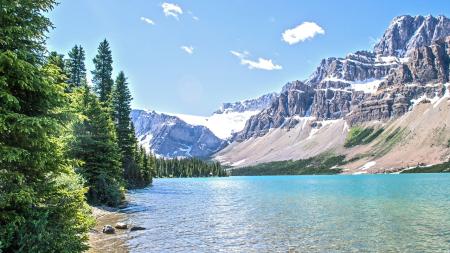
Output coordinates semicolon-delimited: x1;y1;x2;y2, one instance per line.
217;14;450;172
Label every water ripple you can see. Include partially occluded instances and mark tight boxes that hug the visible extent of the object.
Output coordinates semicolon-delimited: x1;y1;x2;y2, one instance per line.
125;175;450;252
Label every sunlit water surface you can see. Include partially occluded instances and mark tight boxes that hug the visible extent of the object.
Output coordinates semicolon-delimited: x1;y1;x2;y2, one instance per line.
123;174;450;252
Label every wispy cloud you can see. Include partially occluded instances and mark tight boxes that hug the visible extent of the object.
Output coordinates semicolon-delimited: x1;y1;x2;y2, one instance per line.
140;16;155;25
181;46;194;54
282;22;325;45
187;11;199;21
162;2;183;19
230;50;282;71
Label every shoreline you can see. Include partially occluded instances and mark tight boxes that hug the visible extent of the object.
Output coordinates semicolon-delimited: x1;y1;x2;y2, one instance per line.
87;206;129;253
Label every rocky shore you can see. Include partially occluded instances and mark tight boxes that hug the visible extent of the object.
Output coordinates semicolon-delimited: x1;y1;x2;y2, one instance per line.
87;206;129;253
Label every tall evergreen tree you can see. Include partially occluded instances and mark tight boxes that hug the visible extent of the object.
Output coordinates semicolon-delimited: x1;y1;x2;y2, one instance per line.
0;1;93;252
67;45;87;88
112;71;138;186
70;86;125;206
92;39;114;103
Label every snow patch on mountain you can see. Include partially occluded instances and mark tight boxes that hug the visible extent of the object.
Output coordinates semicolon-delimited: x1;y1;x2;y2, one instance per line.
170;110;260;140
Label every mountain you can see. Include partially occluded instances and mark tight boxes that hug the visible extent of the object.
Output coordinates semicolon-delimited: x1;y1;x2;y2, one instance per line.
217;15;450;173
171;93;277;140
131;110;224;158
374;15;450;57
131;93;276;157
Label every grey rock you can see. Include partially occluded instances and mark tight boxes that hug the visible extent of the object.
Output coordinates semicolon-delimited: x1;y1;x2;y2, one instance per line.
374;15;450;57
115;222;128;229
237;81;315;140
347;36;450;125
102;225;115;234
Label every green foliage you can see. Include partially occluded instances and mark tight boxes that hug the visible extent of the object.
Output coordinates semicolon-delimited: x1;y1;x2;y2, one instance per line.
231;155;345;176
0;1;93;251
155;158;227;178
70;86;125;206
48;51;66;71
92;39;114;103
401;161;450;173
66;45;87;88
344;127;384;148
112;72;153;188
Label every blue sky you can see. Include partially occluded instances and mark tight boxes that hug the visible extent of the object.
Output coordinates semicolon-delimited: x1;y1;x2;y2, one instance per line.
47;0;448;115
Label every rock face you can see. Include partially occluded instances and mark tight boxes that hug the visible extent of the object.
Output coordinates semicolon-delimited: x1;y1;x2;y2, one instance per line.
374;15;450;57
347;36;450;124
236;15;450;141
238;81;314;140
131;110;224;158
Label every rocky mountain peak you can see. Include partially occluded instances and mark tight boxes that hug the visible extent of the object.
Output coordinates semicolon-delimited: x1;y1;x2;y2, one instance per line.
374;15;450;57
214;92;277;114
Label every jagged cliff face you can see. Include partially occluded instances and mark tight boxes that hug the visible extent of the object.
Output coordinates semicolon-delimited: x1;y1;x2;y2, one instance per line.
131;110;225;158
374;15;450;57
238;81;314;140
347;36;450;124
236;15;450;141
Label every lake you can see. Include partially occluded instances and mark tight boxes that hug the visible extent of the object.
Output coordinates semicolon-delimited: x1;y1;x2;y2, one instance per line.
123;174;450;252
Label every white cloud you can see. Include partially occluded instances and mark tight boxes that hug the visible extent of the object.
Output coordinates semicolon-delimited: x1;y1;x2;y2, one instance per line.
162;2;183;19
187;10;199;21
282;22;325;45
230;50;249;58
181;46;194;54
140;17;155;25
230;50;282;71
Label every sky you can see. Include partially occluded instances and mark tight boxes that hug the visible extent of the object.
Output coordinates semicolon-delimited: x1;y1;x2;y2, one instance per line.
47;0;449;115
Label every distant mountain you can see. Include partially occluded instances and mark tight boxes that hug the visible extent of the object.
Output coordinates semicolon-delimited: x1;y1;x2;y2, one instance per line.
217;15;450;172
214;93;277;114
131;92;276;157
131;110;224;158
172;92;277;139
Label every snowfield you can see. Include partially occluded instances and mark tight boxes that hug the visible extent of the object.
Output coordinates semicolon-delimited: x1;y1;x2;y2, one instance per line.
169;110;260;140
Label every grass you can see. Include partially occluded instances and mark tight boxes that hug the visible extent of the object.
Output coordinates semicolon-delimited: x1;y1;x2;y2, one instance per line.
344;127;384;148
230;154;346;176
401;161;450;173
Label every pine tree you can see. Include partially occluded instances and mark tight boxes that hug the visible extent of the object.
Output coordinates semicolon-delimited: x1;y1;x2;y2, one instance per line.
67;45;87;88
92;39;114;103
0;1;93;252
70;86;125;206
112;72;135;184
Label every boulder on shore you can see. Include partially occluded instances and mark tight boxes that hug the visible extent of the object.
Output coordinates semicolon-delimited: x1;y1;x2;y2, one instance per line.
115;222;128;229
102;225;115;234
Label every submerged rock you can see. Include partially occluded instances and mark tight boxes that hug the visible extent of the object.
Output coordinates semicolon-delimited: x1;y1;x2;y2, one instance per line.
130;226;146;231
102;225;115;234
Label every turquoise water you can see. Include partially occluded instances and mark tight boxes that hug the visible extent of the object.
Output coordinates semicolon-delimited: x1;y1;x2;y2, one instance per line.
124;174;450;252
